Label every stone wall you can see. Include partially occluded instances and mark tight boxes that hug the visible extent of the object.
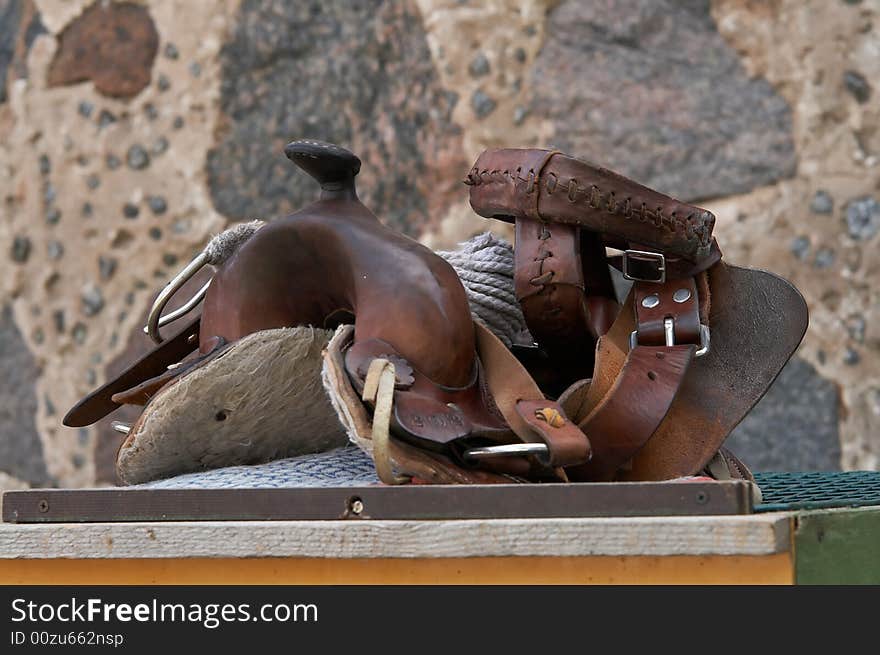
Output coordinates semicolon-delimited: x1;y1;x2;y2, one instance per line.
1;0;877;488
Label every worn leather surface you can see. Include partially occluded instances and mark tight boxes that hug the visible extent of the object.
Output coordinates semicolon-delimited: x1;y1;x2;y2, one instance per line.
343;336;511;450
110;336;227;406
514;217;595;381
514;398;592;468
472;322;591;469
620;263;808;480
633;276;701;346
201;204;476;389
469;147;808;483
467;148;718;266
65;141;809;487
566;344;694;481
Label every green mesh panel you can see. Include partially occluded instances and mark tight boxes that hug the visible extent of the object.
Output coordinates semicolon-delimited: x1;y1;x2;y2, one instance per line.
754;471;880;513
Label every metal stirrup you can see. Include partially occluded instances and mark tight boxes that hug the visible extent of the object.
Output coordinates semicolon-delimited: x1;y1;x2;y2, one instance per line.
144;251;211;344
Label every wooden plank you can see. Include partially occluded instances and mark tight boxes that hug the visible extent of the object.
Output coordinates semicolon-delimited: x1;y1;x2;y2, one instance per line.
0;515;792;559
794;507;880;584
0;554;795;585
0;481;753;523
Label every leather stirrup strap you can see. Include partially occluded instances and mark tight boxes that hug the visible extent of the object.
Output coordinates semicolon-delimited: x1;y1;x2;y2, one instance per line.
514;218;592;357
474;322;591;468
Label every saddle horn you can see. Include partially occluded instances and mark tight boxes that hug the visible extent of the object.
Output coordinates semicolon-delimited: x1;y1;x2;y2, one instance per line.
284;139;361;196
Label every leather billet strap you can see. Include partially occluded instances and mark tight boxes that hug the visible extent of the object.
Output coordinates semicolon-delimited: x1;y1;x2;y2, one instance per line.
514;219;589;357
465;148;720;274
62;316;201;427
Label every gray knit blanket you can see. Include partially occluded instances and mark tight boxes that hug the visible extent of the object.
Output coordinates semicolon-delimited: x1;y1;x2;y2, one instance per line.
136;446;379;489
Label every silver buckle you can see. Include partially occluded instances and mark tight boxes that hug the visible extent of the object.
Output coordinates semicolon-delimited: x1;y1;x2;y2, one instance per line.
143;251;211;344
630;321;710;358
622;249;666;283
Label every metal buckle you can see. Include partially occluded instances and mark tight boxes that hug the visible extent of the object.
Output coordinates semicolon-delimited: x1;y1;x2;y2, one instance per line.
622;249;666;284
630;321;711;358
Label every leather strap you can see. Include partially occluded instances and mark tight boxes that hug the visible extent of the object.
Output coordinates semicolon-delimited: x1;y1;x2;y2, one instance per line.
633;277;701;347
362;358;412;485
466;148;558;222
62;316;201;427
110;336;227;406
566;344;695;481
467;148;717;266
473;323;591;468
344;329;591;469
514;218;591;352
565;273;703;480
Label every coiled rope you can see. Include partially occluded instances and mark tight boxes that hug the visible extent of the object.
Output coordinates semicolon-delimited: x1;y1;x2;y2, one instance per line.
436;232;527;348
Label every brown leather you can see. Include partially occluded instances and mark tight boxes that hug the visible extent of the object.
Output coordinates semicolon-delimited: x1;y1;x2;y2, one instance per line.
633;277;701;347
64;140;808;488
109;336;227;406
566;344;695;481
467;146;808;483
343;336;512;449
196;143;586;472
514;217;593;374
473;322;591;469
384;436;526;485
514;399;592;468
63;316;200;427
66;140;592;481
619;262;808;480
465;148;558;223
466;148;718;266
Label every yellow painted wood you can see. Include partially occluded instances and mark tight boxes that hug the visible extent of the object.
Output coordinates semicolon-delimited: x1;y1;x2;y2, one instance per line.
0;554;793;585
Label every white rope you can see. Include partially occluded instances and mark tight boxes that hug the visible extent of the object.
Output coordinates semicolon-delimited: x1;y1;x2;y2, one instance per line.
437;233;527;348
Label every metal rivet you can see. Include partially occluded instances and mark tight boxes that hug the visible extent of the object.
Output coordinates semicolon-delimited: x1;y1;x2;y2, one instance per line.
641;294;660;309
673;288;692;303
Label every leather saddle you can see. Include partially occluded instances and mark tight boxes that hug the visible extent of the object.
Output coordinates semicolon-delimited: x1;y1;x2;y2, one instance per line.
63;140;808;486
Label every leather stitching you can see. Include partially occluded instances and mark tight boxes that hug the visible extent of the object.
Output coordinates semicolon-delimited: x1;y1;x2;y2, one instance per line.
465;166;713;249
